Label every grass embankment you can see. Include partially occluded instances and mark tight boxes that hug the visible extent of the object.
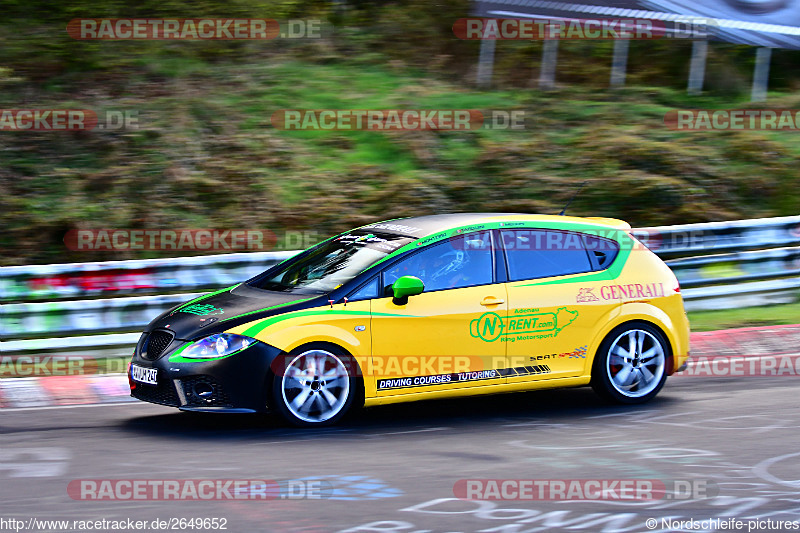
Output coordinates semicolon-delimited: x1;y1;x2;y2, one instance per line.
2;55;799;265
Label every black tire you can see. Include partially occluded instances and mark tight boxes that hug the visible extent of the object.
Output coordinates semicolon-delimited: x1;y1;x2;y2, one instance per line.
591;321;670;404
269;343;360;427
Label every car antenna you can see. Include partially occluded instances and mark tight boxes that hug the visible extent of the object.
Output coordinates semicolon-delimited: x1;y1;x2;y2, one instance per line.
558;181;587;216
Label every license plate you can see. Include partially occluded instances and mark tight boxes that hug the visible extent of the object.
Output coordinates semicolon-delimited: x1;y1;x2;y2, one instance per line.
131;364;158;385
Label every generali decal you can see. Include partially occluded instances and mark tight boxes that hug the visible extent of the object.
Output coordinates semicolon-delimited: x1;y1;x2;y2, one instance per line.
600;283;666;300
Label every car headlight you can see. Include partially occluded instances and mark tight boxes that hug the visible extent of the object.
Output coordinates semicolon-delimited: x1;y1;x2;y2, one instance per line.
179;333;259;359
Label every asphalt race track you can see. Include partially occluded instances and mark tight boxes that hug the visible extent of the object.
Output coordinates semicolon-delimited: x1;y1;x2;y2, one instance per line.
1;373;799;532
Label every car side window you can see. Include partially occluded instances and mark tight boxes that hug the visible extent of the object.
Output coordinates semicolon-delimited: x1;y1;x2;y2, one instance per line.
382;232;493;293
348;277;380;301
501;229;592;281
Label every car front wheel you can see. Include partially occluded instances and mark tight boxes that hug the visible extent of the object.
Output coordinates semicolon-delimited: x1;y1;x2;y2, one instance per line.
591;322;669;404
271;346;358;427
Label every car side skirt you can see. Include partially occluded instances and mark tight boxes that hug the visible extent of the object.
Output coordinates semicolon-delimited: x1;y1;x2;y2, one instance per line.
364;375;592;407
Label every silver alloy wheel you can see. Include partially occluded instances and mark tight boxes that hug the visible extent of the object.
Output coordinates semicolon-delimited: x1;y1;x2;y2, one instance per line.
605;329;666;398
281;349;350;423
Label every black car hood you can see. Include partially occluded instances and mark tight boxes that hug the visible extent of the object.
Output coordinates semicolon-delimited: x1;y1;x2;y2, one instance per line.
146;283;324;341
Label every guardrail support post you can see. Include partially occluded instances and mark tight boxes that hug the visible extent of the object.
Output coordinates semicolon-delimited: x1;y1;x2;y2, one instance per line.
751;47;772;103
687;40;707;95
539;39;558;90
477;38;496;88
610;39;629;87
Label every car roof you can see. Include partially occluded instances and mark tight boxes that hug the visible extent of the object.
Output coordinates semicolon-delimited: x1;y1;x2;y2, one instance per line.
358;213;631;239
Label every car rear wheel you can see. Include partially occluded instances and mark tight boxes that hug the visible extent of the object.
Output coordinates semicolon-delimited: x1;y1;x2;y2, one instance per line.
591;322;669;404
271;346;358;427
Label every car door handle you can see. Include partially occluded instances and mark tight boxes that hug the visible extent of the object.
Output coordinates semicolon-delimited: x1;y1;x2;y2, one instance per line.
480;297;505;306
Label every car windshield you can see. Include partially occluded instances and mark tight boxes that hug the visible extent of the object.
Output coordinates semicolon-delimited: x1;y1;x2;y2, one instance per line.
250;231;415;293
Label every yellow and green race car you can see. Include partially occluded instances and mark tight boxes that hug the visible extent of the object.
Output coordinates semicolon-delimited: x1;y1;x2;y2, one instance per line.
129;213;690;426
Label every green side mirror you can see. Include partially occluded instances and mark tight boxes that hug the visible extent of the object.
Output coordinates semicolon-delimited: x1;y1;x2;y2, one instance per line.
392;276;424;304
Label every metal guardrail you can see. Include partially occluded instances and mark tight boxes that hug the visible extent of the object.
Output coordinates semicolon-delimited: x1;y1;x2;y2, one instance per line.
636;215;800;310
1;292;203;339
665;246;800;288
1;216;799;354
681;277;800;311
0;251;295;303
632;215;800;258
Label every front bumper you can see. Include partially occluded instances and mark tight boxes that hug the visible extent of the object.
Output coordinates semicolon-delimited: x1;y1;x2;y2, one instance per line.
129;335;283;413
